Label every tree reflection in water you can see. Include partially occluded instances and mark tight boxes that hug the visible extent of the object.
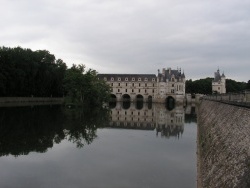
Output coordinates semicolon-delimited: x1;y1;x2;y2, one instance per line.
0;105;110;157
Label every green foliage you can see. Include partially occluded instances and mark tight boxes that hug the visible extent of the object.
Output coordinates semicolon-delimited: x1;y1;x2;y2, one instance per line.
0;46;67;97
247;80;250;90
186;78;213;94
63;64;111;105
226;79;247;92
186;78;248;94
0;46;111;105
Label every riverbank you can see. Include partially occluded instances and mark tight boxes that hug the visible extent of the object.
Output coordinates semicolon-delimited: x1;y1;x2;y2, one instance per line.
0;97;64;107
197;100;250;187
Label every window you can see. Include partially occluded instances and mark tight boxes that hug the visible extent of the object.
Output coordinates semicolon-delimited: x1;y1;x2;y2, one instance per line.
132;89;134;92
145;78;148;81
125;77;128;81
153;83;154;87
125;89;127;92
118;77;121;81
145;89;147;93
126;83;127;86
132;83;134;87
145;83;147;87
152;78;155;81
153;89;154;93
104;77;107;81
111;83;113;86
118;89;120;92
139;83;141;87
132;77;135;81
139;89;140;93
111;77;114;81
138;78;141;81
118;83;120;86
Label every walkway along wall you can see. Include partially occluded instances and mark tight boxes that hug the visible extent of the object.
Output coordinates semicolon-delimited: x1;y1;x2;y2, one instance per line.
198;100;250;188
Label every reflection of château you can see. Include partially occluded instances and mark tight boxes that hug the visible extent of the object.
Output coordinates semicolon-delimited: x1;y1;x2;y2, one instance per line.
109;102;186;139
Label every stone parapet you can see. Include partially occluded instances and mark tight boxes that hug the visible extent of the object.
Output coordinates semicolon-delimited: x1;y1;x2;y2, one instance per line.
198;100;250;187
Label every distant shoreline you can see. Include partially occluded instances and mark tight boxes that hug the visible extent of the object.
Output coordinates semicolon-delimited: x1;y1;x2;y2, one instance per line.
0;97;64;107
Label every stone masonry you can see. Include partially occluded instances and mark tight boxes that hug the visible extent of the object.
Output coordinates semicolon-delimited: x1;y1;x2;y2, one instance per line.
198;100;250;188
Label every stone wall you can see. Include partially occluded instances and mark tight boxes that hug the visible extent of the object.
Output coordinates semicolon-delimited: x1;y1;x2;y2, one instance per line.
0;97;64;107
198;100;250;188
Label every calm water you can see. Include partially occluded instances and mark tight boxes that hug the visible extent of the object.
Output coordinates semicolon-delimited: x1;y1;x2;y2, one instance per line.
0;102;197;188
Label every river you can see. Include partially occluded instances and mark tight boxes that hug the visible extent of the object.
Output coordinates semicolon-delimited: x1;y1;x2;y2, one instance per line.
0;102;197;188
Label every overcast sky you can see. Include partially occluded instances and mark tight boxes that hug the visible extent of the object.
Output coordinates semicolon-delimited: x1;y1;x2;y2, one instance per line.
1;0;249;82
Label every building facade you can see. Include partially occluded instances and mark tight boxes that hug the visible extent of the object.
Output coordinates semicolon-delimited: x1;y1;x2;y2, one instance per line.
212;69;226;94
98;67;186;103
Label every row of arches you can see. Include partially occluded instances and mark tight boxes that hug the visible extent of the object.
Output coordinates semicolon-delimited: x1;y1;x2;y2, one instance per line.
110;94;175;110
110;94;153;102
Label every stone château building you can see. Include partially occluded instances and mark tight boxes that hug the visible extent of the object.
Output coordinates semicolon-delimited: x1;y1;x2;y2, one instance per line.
212;69;226;94
98;67;186;103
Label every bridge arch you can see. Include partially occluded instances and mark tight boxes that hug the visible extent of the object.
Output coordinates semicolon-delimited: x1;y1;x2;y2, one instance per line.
110;94;116;102
136;94;143;101
165;96;175;111
122;94;131;102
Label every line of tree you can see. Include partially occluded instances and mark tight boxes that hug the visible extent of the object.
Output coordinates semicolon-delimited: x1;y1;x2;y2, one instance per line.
0;46;111;105
186;78;250;94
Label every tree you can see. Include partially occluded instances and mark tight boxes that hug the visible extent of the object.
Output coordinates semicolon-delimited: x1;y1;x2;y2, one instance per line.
246;80;250;90
63;65;111;105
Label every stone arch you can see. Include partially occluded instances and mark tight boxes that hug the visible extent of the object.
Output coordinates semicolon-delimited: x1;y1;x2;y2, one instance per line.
122;94;131;102
136;94;143;101
110;94;116;102
165;96;175;111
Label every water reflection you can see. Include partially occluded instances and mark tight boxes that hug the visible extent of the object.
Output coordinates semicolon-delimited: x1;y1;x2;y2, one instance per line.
108;102;196;139
0;103;196;157
0;105;110;157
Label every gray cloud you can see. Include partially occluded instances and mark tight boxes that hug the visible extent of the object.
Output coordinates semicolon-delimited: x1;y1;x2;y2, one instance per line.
0;0;249;81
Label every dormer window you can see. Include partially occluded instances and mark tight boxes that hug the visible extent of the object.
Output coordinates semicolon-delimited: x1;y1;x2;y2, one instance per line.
125;77;128;81
111;77;114;81
118;77;121;81
132;77;135;81
152;78;155;81
138;78;141;81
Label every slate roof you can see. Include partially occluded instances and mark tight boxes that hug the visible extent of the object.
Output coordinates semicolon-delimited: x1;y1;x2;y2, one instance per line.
213;69;225;82
158;68;185;82
98;74;157;82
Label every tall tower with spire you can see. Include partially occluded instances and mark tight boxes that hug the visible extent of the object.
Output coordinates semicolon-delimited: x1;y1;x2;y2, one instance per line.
212;68;226;94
